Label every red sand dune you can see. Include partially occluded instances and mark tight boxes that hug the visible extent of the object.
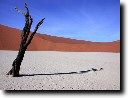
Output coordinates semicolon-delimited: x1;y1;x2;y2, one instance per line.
0;24;120;52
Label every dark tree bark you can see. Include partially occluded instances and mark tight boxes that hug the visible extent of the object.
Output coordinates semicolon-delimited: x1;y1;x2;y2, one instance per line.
7;3;45;77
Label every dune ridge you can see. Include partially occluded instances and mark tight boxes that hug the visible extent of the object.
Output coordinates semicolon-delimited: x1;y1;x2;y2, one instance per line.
0;24;120;52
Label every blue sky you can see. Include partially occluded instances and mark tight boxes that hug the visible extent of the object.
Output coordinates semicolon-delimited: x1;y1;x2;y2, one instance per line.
0;0;120;42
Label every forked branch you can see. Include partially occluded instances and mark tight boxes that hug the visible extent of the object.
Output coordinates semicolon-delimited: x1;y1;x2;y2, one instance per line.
25;18;45;47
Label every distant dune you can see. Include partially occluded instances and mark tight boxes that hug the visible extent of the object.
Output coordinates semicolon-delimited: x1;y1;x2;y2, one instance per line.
0;24;120;52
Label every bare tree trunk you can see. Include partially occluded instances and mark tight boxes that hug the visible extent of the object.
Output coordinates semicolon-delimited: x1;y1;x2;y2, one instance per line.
7;3;45;77
7;47;27;77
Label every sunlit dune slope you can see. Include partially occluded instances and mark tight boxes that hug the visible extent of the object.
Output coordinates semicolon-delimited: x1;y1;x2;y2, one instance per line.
0;24;120;52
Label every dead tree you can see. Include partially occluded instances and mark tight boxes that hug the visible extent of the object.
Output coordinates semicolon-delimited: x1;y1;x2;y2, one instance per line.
7;3;45;77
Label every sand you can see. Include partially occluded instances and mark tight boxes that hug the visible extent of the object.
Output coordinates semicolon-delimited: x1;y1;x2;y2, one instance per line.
0;24;120;52
0;50;120;90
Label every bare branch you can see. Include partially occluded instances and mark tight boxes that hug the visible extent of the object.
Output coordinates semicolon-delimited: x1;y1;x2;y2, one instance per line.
24;3;29;17
25;3;29;12
15;7;25;16
15;2;31;39
21;13;30;40
34;18;45;33
22;15;33;46
15;3;29;16
19;3;33;47
25;18;45;47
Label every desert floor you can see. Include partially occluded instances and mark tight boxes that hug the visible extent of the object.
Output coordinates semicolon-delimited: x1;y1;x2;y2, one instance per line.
0;50;120;90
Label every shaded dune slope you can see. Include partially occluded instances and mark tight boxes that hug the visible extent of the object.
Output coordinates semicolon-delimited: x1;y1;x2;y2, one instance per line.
0;24;120;52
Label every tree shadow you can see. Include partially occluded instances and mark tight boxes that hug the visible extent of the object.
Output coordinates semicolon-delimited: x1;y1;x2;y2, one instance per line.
19;69;92;77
